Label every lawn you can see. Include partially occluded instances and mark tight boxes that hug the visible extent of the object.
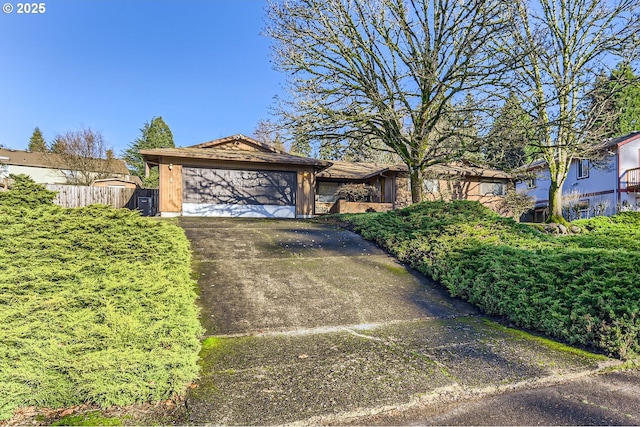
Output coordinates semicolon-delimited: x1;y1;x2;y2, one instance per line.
335;200;640;359
0;177;203;421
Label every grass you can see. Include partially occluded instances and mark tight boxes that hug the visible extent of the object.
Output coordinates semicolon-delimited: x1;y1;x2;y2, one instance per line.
0;179;203;421
334;200;640;359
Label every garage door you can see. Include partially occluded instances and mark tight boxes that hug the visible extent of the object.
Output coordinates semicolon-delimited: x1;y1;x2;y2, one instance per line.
182;167;297;217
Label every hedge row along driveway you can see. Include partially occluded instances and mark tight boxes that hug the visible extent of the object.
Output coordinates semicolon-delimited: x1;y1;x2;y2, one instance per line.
340;200;640;359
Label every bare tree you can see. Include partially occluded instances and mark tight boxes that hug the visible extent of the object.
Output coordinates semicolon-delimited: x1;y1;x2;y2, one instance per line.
48;128;117;185
266;0;511;203
252;119;286;151
506;0;640;223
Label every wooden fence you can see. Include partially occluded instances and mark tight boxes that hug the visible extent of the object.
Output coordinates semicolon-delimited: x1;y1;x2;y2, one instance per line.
45;185;159;213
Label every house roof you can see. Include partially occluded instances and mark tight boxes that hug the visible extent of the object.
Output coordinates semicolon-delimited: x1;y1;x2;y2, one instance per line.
92;176;143;187
317;160;407;180
426;163;512;179
317;160;511;180
140;147;331;169
600;131;640;149
189;134;285;153
0;148;130;175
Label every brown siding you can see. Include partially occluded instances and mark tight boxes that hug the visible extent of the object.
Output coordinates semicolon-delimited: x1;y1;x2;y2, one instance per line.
296;168;315;217
159;161;182;213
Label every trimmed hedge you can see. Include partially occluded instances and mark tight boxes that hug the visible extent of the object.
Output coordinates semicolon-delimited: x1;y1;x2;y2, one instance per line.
340;201;640;359
0;194;203;419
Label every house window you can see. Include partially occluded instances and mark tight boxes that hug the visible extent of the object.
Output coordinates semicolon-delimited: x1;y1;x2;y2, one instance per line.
317;182;341;203
424;179;439;193
577;159;589;179
480;181;506;196
526;177;537;188
0;163;8;178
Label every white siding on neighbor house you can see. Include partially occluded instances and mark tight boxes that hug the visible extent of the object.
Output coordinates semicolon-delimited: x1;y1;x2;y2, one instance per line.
4;164;67;184
518;138;640;218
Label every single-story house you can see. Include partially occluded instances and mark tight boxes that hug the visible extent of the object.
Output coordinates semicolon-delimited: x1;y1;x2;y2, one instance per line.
140;135;331;218
141;134;513;218
0;147;134;187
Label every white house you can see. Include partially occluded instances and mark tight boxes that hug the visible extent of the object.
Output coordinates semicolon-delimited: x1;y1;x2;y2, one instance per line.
517;131;640;222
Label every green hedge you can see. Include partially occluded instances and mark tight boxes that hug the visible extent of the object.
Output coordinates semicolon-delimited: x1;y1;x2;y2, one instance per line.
340;201;640;359
0;202;203;420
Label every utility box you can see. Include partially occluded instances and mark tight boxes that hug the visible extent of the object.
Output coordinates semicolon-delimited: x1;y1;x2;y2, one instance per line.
137;197;155;216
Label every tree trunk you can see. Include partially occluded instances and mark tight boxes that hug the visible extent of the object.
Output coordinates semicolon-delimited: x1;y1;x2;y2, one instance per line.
547;179;567;224
410;168;423;204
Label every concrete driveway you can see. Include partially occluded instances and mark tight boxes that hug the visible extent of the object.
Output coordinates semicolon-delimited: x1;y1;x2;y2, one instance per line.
180;218;635;426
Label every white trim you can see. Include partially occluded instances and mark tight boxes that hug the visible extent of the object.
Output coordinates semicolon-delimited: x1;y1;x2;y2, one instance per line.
182;203;296;218
160;212;181;217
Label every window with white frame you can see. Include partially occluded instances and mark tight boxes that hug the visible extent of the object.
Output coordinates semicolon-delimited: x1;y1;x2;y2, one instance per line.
480;181;506;196
423;178;439;194
526;177;537;188
577;159;589;179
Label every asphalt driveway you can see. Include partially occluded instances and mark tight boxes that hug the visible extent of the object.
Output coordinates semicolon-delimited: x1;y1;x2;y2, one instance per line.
180;218;636;426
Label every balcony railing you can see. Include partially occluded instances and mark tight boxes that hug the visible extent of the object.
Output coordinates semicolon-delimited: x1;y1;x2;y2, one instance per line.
626;167;640;192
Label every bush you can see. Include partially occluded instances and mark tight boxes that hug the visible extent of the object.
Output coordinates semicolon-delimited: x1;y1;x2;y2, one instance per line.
335;183;379;202
0;204;203;420
341;201;640;359
0;174;57;209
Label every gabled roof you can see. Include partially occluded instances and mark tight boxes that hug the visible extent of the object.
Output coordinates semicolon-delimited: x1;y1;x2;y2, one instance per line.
189;134;285;153
0;148;130;175
140;147;331;169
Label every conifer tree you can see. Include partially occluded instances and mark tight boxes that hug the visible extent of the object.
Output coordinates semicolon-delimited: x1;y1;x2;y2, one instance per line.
28;127;47;152
123;116;174;188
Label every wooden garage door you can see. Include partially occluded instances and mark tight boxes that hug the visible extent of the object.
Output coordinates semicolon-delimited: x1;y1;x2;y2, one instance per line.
182;167;296;206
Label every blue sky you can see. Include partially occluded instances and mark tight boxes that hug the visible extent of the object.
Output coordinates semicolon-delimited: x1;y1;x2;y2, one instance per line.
0;0;283;154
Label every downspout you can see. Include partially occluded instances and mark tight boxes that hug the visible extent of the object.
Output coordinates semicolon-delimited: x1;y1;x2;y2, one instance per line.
616;144;621;209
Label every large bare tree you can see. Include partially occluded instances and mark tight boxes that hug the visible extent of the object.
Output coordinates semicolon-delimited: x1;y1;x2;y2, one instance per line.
48;128;117;185
506;0;640;223
266;0;510;202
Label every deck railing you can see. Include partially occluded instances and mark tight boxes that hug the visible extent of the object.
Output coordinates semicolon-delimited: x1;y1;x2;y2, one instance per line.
626;167;640;191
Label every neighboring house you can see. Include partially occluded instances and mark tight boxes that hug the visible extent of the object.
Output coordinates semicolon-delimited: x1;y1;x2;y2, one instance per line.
516;131;640;222
141;134;513;218
0;148;135;187
91;177;142;189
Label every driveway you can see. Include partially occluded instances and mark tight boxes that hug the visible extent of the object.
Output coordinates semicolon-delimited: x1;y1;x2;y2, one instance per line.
180;218;634;425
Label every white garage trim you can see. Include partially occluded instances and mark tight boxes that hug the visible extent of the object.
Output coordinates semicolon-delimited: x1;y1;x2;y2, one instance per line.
182;203;296;218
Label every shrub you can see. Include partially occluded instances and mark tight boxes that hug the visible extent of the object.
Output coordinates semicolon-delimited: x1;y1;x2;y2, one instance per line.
341;200;640;359
0;204;203;420
335;183;380;202
0;174;57;209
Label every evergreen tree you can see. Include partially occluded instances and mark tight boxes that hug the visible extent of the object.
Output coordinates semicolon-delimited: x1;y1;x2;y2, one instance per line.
123;116;174;188
484;93;536;171
588;64;640;138
49;137;67;154
28;127;47;152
